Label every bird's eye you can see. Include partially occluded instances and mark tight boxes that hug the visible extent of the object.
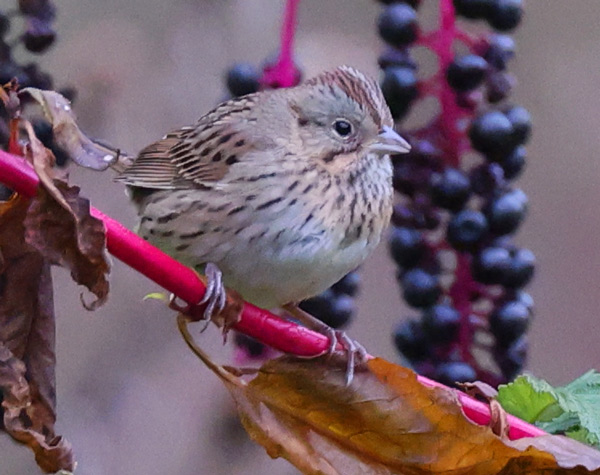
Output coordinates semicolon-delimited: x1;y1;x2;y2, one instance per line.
333;119;353;137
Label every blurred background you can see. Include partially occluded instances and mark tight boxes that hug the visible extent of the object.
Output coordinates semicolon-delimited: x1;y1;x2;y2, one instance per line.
2;0;600;473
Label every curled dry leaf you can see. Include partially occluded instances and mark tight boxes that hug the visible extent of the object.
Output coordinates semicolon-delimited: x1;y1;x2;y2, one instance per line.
179;317;600;475
0;195;75;473
21;87;131;171
0;137;109;470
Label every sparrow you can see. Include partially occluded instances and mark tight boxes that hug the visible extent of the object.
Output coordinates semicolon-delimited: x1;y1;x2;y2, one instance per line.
116;65;410;381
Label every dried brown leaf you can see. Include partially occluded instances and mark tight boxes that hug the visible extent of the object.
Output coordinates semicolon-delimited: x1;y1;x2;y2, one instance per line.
180;318;600;475
0;136;109;471
0;195;74;473
21;87;127;171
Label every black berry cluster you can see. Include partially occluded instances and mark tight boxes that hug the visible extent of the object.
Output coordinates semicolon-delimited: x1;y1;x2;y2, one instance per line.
0;0;73;171
376;0;531;386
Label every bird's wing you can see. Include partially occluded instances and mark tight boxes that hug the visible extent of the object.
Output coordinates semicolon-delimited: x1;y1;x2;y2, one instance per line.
115;95;260;190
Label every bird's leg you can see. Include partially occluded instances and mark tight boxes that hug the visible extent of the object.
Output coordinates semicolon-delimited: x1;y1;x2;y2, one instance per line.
169;262;243;342
282;303;368;385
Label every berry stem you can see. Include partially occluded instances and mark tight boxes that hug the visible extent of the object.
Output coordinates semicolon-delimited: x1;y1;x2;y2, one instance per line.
434;0;463;166
0;148;545;440
261;0;300;88
449;252;476;365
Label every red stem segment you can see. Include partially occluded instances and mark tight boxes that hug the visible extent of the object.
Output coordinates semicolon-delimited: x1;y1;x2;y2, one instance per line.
260;0;300;88
0;148;546;440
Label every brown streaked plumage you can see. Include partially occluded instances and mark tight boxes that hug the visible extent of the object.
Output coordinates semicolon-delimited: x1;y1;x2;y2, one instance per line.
117;66;409;370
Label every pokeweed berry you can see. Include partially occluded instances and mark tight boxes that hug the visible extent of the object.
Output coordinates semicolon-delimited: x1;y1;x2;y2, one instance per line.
430;168;472;211
434;362;477;387
381;65;418;119
400;268;441;308
452;0;494;20
446;54;488;92
503;248;535;288
377;3;418;47
490;300;530;346
422;304;461;343
393;319;431;362
472;245;511;284
486;188;528;235
389;226;426;268
469;110;517;156
447;209;488;249
225;63;260;97
487;0;523;32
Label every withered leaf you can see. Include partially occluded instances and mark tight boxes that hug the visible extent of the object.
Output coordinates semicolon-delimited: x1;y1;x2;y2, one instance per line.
0;195;74;473
21;87;129;171
24;181;109;309
1;139;109;471
180;317;600;475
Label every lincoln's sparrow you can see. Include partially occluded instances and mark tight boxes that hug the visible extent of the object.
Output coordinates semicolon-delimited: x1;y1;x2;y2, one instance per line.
116;66;409;376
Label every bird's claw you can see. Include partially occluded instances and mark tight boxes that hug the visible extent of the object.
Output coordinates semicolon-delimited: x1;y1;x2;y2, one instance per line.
168;263;242;340
324;329;368;386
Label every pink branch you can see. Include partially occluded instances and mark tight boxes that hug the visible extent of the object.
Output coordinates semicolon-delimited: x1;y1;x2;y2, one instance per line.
260;0;300;88
0;148;546;440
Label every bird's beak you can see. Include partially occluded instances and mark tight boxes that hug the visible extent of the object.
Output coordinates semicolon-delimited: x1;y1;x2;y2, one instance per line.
370;126;411;155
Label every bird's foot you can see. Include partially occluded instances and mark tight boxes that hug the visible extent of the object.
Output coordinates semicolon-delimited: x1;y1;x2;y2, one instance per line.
283;303;369;385
169;263;243;342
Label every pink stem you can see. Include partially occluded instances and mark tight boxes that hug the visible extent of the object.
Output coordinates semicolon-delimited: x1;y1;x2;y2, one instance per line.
261;0;300;88
435;0;463;166
0;148;546;440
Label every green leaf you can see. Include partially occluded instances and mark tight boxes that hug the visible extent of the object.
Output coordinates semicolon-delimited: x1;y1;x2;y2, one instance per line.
497;374;559;423
143;292;168;302
498;371;600;450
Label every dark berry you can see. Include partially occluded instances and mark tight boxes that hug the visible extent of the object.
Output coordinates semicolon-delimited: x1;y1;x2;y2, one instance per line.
447;209;488;250
377;0;421;7
453;0;494;19
299;289;334;320
33;119;70;167
504;105;531;145
496;335;527;380
472;246;511;284
0;62;30;86
234;333;267;358
500;145;526;180
515;290;534;311
469;110;517;156
325;294;354;329
299;291;354;329
486;71;514;103
331;271;360;297
381;66;418;119
400;268;440;308
446;54;488;92
422;304;461;343
483;34;515;70
377;3;418;47
389;226;425;268
393;319;430;362
430;168;472;211
434;362;477;387
59;86;77;103
504;248;535;288
0;13;10;37
486;189;528;235
377;47;418;70
488;0;523;32
490;300;529;345
470;163;505;195
225;63;260;97
23;18;56;54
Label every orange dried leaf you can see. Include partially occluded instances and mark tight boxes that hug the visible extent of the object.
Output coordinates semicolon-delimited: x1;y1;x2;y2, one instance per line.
181;319;600;475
